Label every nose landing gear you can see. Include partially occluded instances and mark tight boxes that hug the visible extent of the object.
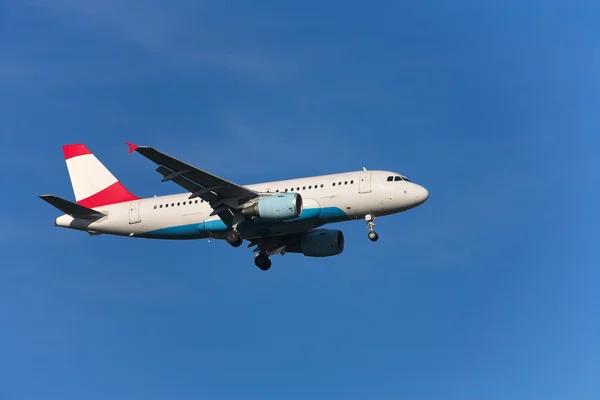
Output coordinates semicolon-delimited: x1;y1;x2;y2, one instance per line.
365;214;379;242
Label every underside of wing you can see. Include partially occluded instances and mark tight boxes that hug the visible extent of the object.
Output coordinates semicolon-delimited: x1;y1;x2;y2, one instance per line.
247;236;293;256
246;229;345;258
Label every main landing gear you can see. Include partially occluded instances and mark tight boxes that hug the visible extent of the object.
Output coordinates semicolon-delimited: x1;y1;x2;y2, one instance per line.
366;214;379;242
226;230;243;247
226;230;271;271
254;253;272;271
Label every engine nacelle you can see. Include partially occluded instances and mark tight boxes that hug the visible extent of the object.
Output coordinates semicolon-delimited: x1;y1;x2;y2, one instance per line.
242;193;303;220
288;229;345;257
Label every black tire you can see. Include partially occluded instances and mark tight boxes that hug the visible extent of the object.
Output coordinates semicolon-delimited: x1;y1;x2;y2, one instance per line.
261;259;272;271
254;254;272;271
368;231;379;242
226;231;242;247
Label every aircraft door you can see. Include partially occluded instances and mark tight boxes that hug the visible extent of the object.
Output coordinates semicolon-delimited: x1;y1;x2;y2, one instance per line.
359;171;372;194
128;200;142;224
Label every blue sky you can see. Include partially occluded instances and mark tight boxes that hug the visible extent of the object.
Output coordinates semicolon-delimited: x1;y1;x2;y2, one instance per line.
1;1;599;399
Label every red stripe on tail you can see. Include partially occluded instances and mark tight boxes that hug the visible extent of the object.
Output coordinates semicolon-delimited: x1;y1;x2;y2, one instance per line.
62;144;92;160
77;181;140;208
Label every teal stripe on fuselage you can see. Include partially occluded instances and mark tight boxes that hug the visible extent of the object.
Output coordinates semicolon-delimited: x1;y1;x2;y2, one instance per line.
140;224;210;240
140;207;348;240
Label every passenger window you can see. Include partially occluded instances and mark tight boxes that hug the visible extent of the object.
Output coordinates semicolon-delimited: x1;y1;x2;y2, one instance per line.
285;189;288;192
183;201;186;205
338;182;342;185
276;190;279;193
297;187;300;191
195;200;198;204
344;181;348;185
171;203;175;207
160;205;163;208
351;180;354;184
333;182;336;186
394;176;401;181
309;186;312;189
166;204;169;208
154;205;157;209
320;184;324;188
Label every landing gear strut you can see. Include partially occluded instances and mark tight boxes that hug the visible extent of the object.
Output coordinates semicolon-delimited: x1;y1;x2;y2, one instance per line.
254;253;272;271
226;230;243;247
366;214;379;242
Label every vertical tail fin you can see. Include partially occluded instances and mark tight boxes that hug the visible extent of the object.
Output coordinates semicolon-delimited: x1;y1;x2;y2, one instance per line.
62;144;139;208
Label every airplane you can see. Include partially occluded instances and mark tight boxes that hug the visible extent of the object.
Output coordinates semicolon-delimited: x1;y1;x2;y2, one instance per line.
39;143;429;271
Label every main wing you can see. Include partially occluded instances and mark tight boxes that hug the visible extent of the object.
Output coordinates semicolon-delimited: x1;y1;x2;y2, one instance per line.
127;143;258;226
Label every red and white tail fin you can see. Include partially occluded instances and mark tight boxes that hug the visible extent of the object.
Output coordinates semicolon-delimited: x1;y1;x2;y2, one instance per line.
62;144;139;208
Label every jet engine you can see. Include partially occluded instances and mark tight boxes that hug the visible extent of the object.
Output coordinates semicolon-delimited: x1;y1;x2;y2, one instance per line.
287;229;345;257
242;193;303;220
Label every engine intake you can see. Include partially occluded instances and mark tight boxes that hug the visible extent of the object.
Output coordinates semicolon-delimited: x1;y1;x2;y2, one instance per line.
287;229;345;257
242;193;303;220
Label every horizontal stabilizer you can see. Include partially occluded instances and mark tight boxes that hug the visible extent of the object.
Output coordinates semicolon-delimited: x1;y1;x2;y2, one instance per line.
39;195;107;219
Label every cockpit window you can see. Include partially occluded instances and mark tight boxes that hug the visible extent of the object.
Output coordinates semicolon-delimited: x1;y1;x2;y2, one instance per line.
389;175;413;182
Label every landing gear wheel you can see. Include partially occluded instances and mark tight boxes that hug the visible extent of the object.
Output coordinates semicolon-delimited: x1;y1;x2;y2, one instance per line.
254;254;272;271
226;230;243;247
368;231;379;242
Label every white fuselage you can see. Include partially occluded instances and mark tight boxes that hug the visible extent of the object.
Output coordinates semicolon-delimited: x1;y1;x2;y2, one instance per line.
55;170;429;240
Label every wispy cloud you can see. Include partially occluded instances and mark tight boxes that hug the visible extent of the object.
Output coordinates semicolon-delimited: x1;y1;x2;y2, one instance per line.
21;0;302;85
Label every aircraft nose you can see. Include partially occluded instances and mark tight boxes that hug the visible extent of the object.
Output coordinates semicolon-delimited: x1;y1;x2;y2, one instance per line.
414;185;429;204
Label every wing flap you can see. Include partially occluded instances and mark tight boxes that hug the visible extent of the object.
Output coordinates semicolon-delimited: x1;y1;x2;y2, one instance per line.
155;166;204;195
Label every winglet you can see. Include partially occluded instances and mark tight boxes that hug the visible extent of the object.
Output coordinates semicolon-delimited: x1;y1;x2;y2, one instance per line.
126;142;139;154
